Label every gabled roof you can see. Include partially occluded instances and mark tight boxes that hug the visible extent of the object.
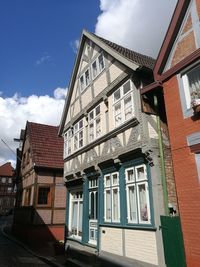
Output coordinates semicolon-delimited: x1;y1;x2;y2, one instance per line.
0;162;14;177
154;0;191;79
26;122;63;169
97;35;155;70
58;30;155;135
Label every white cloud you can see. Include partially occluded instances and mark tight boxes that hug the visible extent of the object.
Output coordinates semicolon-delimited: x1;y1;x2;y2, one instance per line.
54;87;68;99
0;87;67;166
95;0;177;58
36;54;51;65
70;39;80;53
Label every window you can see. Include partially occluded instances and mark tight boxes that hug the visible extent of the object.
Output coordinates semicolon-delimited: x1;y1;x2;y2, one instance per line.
182;64;200;110
91;53;105;79
8;178;12;184
80;68;91;92
104;172;120;222
113;80;134;127
2;177;6;183
64;129;72;158
74;119;83;151
69;191;83;239
37;187;51;205
125;165;151;224
88;105;101;142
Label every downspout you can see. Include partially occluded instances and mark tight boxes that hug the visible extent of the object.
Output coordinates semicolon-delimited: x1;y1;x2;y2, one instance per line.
154;95;169;215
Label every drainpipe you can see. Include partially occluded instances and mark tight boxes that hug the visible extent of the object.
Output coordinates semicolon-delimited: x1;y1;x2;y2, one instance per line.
154;95;169;215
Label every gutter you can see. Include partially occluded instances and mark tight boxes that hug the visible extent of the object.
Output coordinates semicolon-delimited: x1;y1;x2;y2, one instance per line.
154;95;169;215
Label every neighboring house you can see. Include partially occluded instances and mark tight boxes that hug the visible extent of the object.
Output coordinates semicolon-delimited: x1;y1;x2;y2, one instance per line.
13;121;66;242
59;30;177;267
0;162;15;215
142;1;200;267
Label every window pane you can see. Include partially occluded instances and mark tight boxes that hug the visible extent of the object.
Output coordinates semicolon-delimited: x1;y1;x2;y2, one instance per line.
74;134;78;150
114;89;121;102
112;188;119;221
114;102;121;115
105;175;110;187
188;65;200;97
105;190;111;220
92;61;97;78
71;202;78;235
90;192;94;219
127;169;134;182
96;117;101;137
78;201;83;236
112;173;118;185
38;187;50;205
138;183;149;222
89;122;94;141
95;192;98;219
123;81;131;95
128;185;137;221
79;120;83;129
96;105;100;116
124;95;132;109
85;69;90;86
98;54;104;71
136;166;146;180
80;76;84;91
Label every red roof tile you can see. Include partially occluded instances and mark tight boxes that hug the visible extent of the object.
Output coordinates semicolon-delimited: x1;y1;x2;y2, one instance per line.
0;162;14;177
27;122;63;169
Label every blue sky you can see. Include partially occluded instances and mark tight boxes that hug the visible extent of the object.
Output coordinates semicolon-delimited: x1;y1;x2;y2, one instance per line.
0;0;177;166
0;0;100;98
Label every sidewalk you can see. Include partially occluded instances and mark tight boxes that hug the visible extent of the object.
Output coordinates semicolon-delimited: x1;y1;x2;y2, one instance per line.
1;216;68;267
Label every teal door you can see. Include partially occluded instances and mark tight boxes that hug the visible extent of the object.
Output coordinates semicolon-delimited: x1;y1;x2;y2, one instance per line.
160;216;186;267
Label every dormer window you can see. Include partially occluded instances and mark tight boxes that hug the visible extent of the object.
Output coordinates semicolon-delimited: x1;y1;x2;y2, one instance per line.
91;53;105;79
113;80;134;127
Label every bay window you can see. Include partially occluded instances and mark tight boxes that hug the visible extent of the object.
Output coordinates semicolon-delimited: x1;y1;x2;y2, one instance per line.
125;164;151;224
104;172;120;223
74;119;83;151
88;105;101;142
113;80;134;127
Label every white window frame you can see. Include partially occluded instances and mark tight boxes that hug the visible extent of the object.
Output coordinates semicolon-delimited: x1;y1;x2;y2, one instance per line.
104;172;120;223
88;105;101;142
125;164;151;224
74;119;84;151
91;52;105;79
69;191;83;240
80;68;91;93
64;129;72;158
113;80;134;127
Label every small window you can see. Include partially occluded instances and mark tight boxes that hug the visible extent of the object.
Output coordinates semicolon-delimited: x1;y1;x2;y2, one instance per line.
2;178;6;183
88;105;101;142
74;119;84;151
37;187;51;205
91;52;105;79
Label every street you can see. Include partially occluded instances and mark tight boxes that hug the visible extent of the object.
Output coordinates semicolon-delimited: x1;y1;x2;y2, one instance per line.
0;216;51;267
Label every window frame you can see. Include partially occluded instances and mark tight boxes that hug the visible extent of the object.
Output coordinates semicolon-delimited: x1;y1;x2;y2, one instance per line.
104;172;120;223
113;80;134;127
91;52;105;80
64;128;72;158
69;191;83;240
74;119;84;151
125;164;151;225
88;105;101;142
80;68;91;93
37;186;52;207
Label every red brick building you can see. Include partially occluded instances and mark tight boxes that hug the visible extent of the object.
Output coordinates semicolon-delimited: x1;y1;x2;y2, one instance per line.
0;162;15;215
14;121;66;242
142;1;200;266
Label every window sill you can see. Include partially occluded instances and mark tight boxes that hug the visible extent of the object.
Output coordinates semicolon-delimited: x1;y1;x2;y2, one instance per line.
99;223;156;231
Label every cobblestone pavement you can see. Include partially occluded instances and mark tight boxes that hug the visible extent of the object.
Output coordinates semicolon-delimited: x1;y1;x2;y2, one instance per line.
0;216;51;267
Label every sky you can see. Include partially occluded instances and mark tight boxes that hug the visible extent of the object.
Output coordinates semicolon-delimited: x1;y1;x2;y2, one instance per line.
0;0;177;166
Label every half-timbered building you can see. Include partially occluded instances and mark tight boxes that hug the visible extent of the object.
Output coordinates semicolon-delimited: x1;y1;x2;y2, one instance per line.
59;30;175;267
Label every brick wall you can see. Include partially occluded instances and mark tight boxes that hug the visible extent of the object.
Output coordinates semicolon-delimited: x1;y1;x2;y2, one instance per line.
163;75;200;267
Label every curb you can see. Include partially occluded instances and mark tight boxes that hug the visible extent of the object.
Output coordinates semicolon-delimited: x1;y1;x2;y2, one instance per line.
1;224;65;267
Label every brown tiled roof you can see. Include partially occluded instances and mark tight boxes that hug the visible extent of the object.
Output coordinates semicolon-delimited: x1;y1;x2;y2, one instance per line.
96;35;156;70
0;162;14;177
27;122;63;169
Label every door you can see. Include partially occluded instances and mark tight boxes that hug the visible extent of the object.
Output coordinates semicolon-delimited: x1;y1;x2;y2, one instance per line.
160;216;186;267
88;178;98;245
